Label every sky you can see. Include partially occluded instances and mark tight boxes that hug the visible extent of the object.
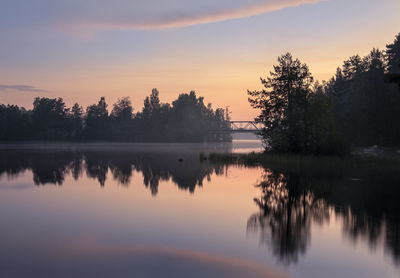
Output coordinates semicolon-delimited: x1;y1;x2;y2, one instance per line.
0;0;399;120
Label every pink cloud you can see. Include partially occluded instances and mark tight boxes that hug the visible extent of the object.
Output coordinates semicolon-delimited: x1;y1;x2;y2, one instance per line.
74;0;328;30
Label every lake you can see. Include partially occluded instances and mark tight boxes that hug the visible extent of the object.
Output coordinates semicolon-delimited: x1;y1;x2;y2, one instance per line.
0;142;399;278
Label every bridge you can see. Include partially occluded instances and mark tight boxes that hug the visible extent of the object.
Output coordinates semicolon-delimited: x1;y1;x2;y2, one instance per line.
208;121;263;134
229;121;262;133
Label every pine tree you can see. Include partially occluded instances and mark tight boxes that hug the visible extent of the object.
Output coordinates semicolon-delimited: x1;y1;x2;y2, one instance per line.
248;53;314;153
386;33;400;74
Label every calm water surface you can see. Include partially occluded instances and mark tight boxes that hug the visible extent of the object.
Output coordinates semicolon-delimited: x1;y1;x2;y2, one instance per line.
0;142;398;278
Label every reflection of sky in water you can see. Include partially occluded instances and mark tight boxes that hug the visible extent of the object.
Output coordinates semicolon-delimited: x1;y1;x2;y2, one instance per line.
0;145;399;278
4;245;289;278
232;140;264;153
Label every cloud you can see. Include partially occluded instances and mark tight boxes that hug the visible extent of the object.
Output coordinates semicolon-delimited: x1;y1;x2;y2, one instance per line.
102;0;328;30
1;0;328;32
0;85;47;93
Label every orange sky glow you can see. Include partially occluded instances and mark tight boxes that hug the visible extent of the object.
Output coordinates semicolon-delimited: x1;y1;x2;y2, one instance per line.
0;0;399;120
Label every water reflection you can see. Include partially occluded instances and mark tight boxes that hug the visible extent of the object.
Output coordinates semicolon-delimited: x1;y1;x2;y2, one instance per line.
0;147;399;274
247;169;400;266
0;149;224;195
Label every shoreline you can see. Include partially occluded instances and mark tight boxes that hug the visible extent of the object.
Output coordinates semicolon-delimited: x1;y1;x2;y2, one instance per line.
207;152;400;176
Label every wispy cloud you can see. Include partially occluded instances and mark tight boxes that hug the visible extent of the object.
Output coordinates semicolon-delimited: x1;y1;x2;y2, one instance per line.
0;85;47;93
77;0;328;30
1;0;328;33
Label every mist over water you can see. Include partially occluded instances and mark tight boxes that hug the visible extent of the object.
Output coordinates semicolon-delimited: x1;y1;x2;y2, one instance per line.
0;143;398;278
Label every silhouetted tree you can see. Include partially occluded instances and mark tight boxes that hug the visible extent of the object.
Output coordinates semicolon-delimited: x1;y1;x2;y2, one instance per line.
306;85;348;154
342;55;367;80
248;53;313;152
0;105;32;141
387;33;400;74
70;103;84;139
85;97;109;140
327;34;400;146
386;33;400;87
111;97;133;120
32;97;70;140
248;53;346;154
109;97;134;140
168;91;230;142
130;90;230;142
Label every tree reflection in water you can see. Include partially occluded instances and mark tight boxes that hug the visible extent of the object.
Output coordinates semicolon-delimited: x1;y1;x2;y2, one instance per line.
0;149;398;266
0;149;225;195
247;171;330;264
247;169;400;266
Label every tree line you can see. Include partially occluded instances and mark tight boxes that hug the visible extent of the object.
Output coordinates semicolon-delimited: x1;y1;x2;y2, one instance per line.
249;33;400;154
0;90;231;142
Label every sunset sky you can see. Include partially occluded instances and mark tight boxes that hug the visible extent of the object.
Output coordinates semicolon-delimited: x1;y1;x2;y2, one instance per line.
1;0;399;120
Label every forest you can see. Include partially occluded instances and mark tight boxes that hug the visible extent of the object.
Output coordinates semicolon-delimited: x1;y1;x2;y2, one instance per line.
325;33;400;147
0;90;231;142
248;33;400;154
